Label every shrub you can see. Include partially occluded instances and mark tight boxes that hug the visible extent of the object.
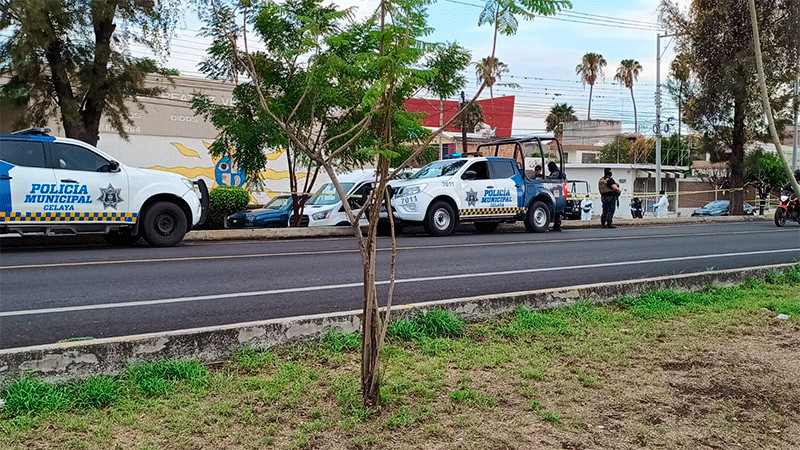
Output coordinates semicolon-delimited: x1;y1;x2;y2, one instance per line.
206;185;250;229
387;309;464;341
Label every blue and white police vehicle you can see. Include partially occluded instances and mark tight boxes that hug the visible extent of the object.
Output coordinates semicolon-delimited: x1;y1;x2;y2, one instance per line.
0;128;209;246
383;137;568;236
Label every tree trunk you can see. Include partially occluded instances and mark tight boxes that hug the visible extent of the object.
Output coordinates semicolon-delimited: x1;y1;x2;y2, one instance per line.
630;86;637;133
729;68;747;216
587;83;593;120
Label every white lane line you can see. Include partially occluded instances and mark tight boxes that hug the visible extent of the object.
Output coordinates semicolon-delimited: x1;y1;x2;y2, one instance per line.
2;248;798;318
0;228;787;271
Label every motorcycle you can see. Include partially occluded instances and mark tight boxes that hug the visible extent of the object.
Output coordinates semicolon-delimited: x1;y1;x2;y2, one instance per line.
774;188;800;227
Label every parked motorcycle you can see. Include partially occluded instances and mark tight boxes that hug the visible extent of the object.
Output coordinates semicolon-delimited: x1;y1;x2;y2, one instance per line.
774;188;799;227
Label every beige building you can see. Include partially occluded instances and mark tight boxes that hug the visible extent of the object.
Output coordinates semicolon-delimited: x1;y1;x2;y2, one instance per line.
0;75;305;204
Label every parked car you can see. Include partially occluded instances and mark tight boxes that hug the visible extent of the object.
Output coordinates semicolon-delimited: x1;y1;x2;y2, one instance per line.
691;200;756;216
227;195;292;228
562;180;591;220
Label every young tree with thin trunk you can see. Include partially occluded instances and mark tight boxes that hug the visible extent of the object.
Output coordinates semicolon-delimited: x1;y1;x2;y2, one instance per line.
199;0;566;408
614;59;643;133
576;52;606;120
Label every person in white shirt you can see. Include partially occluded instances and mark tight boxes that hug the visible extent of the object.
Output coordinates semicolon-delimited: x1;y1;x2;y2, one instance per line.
651;190;668;218
580;195;593;221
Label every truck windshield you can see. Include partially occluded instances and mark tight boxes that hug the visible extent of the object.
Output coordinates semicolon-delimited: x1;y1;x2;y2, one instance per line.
409;160;467;179
307;183;355;206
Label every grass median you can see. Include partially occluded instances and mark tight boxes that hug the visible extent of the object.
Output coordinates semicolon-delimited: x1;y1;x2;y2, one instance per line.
2;267;800;449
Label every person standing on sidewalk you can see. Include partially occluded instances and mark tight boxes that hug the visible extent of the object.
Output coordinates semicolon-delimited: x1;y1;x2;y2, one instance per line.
599;168;621;228
651;190;668;218
580;194;594;222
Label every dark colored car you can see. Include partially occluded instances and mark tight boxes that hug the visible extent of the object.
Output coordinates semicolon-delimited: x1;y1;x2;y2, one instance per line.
227;195;292;228
691;200;756;217
563;180;591;220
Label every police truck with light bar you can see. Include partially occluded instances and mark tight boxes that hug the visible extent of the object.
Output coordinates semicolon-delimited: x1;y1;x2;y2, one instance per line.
382;137;568;236
0;128;209;246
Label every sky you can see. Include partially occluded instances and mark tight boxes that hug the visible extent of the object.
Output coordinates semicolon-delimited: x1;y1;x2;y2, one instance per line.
146;0;690;138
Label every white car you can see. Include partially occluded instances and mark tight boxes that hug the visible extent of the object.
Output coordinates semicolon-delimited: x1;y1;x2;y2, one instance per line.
0;128;208;246
292;169;376;227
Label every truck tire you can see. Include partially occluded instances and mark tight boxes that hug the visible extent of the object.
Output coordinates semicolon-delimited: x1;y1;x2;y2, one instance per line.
524;201;550;233
103;230;141;246
142;201;188;247
377;221;403;236
424;200;456;236
474;222;499;233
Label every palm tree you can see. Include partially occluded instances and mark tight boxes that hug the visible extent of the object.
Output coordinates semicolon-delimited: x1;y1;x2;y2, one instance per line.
614;59;643;133
545;103;578;139
575;52;607;120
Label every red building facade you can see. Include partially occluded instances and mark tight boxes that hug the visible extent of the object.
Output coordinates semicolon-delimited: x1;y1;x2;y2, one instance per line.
404;96;515;138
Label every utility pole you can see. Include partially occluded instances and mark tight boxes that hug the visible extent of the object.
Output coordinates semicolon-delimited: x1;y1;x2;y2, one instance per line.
655;32;675;193
793;74;798;171
460;91;467;154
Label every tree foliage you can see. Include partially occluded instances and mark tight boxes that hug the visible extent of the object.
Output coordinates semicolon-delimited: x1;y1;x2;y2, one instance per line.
545;103;577;138
614;59;642;132
744;147;787;213
0;0;180;145
597;135;691;166
660;0;800;213
575;52;606;120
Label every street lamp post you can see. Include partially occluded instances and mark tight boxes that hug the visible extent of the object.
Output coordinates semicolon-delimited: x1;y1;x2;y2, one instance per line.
655;32;677;193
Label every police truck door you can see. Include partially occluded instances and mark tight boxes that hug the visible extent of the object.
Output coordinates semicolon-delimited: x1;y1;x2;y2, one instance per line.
48;142;130;221
0;138;58;222
488;159;523;215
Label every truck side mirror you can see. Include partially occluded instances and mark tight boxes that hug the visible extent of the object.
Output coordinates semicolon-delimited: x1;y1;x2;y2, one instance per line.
461;170;477;181
108;160;120;172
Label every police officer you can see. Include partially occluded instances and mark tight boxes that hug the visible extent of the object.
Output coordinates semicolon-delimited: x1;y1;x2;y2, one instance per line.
599;168;621;228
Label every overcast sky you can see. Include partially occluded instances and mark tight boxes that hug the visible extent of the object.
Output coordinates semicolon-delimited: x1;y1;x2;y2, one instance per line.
156;0;690;137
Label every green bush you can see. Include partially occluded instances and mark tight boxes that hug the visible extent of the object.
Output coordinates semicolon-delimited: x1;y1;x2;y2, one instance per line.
387;309;465;341
207;185;250;229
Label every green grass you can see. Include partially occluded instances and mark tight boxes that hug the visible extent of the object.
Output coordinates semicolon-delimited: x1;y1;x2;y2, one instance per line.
2;267;799;449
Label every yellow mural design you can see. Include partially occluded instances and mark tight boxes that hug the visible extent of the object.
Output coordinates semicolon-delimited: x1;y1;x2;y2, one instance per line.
150;142;304;202
170;142;201;158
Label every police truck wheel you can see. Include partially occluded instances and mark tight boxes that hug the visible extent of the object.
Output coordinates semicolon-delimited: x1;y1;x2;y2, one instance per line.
524;201;550;233
424;201;455;236
142;202;187;247
474;222;499;233
774;208;787;227
377;221;403;236
103;230;140;246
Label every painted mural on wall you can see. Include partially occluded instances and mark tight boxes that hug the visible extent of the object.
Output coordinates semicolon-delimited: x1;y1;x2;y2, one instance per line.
96;134;317;204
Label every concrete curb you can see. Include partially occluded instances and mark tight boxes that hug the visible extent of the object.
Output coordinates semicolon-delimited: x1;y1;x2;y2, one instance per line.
183;215;769;242
1;262;795;383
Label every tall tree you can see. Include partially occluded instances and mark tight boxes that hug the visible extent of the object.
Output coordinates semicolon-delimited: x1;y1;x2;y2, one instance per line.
477;0;571;128
545;103;577;139
743;148;787;214
661;0;799;214
0;0;180;145
669;53;692;141
614;59;643;133
576;52;606;120
424;42;471;157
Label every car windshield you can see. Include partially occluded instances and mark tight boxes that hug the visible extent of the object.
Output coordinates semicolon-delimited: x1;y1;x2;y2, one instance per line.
307;183;354;206
409;160;468;180
261;196;289;211
704;200;729;209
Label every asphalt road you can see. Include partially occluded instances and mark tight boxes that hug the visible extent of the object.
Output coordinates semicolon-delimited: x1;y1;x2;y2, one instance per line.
1;221;799;349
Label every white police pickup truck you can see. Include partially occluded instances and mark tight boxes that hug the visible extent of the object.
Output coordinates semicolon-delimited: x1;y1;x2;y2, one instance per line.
383;137;568;236
0;128;208;246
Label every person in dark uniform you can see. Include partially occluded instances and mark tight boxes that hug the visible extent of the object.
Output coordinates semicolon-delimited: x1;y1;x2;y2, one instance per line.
599;167;621;228
546;161;563;179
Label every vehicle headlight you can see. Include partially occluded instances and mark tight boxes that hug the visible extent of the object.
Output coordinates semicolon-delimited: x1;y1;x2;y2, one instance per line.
312;210;331;220
781;194;789;202
397;184;426;197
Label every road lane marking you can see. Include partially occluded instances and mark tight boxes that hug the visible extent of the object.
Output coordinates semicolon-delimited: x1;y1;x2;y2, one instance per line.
1;228;791;271
2;248;798;318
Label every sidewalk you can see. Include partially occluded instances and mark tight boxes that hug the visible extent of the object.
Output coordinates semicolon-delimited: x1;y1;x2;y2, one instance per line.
184;214;770;242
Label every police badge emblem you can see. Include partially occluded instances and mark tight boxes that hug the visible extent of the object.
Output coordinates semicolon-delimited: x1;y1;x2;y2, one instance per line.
98;184;124;209
465;188;478;207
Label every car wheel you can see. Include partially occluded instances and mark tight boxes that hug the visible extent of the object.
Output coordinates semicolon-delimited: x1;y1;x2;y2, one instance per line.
377;220;403;236
142;201;188;247
474;222;499;233
774;208;787;227
524;201;550;233
103;230;140;246
424;200;456;236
